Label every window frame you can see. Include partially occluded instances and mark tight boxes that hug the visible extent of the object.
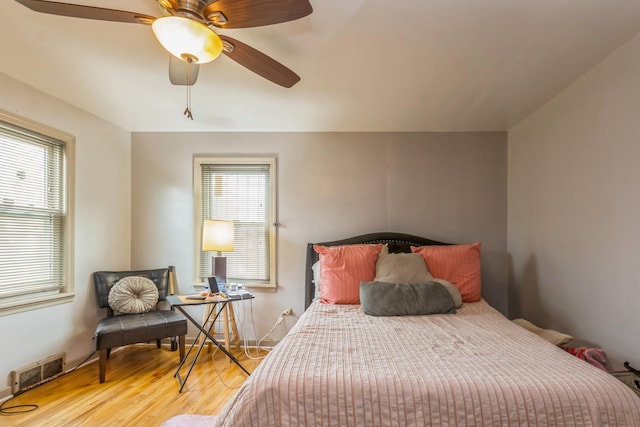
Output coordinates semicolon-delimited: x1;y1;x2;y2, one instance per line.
193;155;277;291
0;110;75;316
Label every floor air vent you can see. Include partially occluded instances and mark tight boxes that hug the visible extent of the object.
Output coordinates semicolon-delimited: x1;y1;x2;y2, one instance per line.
11;353;66;395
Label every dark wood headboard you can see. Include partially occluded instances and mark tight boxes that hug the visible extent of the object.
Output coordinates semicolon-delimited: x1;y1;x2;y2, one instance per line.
305;232;450;309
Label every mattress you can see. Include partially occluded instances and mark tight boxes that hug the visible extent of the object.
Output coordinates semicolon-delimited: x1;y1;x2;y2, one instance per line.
215;300;640;426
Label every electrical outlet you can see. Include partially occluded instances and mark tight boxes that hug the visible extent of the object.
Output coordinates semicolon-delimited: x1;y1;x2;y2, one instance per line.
281;308;293;316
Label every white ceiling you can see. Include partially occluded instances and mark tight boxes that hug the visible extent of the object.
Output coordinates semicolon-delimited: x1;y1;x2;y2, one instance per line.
2;0;640;132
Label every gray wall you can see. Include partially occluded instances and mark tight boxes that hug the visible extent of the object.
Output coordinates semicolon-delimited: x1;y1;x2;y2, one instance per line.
508;32;640;368
131;131;508;340
0;73;131;395
3;26;639;397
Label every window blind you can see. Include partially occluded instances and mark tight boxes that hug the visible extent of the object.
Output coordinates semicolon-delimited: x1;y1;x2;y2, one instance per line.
199;164;271;283
0;121;66;300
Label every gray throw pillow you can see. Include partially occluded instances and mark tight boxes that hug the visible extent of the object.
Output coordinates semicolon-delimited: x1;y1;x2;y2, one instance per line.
432;278;462;308
360;281;456;316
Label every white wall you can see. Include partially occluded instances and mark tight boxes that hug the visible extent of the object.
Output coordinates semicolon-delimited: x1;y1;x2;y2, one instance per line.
508;32;640;368
131;131;508;341
0;74;131;394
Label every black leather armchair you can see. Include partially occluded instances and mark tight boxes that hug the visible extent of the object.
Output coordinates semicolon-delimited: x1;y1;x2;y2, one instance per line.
93;266;187;383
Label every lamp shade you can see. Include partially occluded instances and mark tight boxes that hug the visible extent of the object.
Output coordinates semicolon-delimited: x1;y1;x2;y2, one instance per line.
152;16;223;64
202;220;235;252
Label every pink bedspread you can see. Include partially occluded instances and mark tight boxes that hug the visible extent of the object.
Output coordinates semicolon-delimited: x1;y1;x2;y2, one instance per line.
215;300;640;426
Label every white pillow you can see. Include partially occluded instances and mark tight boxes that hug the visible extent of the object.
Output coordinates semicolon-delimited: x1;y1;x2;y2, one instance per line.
108;276;159;315
312;261;321;300
374;252;434;284
512;318;574;346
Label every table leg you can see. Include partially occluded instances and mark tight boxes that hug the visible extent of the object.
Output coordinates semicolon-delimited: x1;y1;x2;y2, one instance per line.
223;305;231;363
173;302;250;392
228;303;241;350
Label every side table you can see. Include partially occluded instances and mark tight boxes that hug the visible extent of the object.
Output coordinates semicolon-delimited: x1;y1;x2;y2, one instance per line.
167;293;254;392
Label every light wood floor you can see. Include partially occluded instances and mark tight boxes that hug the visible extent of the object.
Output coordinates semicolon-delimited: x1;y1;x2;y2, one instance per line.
1;343;266;427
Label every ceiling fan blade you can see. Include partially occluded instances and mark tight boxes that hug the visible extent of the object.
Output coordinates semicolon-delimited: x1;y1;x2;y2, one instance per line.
219;35;300;88
169;56;200;86
204;0;312;29
14;0;155;24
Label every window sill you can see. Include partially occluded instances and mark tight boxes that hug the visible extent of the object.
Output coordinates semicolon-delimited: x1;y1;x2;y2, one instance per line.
244;283;277;293
0;292;76;317
191;283;277;293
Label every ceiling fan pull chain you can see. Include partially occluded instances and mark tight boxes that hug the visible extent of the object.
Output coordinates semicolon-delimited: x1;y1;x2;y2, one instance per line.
184;57;194;120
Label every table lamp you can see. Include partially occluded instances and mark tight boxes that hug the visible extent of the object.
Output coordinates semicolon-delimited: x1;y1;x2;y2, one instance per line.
202;219;235;287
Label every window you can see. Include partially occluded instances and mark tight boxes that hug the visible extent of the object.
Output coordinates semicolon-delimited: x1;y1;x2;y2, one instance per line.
0;111;74;315
194;156;277;289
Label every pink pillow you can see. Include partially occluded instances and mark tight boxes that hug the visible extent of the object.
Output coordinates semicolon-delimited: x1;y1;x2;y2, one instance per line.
314;244;383;304
411;243;481;302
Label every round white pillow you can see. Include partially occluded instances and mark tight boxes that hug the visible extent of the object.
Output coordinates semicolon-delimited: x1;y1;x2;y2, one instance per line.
108;276;159;315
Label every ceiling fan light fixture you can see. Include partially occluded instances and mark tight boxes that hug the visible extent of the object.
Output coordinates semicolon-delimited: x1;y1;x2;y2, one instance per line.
152;16;223;64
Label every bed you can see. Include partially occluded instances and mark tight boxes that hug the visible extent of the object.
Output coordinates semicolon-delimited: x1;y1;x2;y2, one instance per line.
214;232;640;426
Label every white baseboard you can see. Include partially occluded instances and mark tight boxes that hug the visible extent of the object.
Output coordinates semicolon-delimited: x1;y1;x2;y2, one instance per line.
0;385;12;401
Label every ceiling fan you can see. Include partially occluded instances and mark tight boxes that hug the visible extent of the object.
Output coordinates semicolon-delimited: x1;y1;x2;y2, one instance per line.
14;0;312;89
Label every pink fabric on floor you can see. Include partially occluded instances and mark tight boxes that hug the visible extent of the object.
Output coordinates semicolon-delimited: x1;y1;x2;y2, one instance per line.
564;346;610;371
161;414;217;427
